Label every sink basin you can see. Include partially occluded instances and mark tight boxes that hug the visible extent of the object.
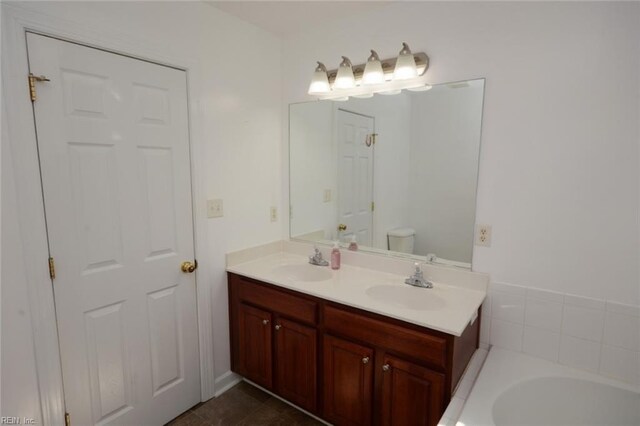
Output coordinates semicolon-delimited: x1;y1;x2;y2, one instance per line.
271;264;332;282
366;285;445;311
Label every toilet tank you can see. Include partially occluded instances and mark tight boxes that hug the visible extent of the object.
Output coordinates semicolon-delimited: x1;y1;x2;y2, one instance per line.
388;228;415;254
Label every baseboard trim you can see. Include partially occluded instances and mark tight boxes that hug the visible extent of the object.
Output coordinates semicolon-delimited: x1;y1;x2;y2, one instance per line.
212;371;243;398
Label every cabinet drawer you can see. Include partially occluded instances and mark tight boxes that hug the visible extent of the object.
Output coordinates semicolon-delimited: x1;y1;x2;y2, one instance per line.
234;276;318;325
324;305;447;369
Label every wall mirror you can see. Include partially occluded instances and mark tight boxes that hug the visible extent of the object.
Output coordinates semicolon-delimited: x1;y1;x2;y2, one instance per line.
289;78;485;268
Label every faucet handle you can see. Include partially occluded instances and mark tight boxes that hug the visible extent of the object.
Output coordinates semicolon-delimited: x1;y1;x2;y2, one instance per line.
414;262;421;272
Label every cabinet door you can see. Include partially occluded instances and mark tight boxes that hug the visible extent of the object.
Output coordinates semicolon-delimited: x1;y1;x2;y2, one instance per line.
380;354;445;426
274;318;317;412
323;335;374;425
237;303;272;388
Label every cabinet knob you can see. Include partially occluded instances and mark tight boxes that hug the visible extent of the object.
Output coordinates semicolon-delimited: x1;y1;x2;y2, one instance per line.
382;363;390;372
262;319;269;325
275;324;282;331
362;357;370;364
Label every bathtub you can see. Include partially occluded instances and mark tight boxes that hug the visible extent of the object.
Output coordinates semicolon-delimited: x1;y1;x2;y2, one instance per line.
458;347;639;426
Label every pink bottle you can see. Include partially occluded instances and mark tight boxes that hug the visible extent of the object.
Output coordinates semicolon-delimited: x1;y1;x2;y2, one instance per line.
331;242;341;270
348;235;358;251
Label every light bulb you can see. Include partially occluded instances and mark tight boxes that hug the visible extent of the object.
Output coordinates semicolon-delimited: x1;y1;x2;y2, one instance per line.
334;56;355;89
393;42;418;80
308;62;330;95
362;50;384;85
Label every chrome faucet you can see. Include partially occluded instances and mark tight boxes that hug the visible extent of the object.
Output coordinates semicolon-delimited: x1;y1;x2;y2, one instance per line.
405;263;433;288
309;247;329;266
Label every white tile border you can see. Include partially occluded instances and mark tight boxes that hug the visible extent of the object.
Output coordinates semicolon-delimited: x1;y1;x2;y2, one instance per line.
439;348;489;426
486;281;640;385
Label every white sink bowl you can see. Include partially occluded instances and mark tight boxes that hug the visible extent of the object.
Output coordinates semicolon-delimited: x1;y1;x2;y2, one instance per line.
366;284;446;311
271;264;332;282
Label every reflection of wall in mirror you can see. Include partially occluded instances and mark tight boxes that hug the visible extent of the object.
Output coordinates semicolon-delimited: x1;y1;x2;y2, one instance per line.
290;102;338;240
408;80;484;263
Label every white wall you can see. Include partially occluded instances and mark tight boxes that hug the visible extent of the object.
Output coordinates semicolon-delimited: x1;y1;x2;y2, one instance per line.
408;81;484;263
282;1;640;305
1;100;44;424
1;0;283;418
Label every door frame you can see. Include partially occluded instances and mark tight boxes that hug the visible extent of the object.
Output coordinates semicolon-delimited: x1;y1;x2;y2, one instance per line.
1;4;217;424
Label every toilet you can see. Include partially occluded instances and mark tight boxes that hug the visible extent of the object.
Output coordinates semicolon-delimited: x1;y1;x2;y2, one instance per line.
387;227;415;254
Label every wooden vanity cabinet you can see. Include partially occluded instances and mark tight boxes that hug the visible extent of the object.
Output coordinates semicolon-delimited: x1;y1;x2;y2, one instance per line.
379;354;444;426
236;303;272;389
323;335;374;425
275;318;317;411
229;274;318;412
228;273;479;426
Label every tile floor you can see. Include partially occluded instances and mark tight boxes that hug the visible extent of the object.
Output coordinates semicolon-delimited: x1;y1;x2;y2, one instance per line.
166;381;324;426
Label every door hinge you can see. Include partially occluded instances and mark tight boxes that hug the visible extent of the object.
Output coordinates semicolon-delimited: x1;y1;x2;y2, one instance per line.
64;412;70;426
48;257;56;280
371;201;375;212
28;73;50;102
372;133;378;145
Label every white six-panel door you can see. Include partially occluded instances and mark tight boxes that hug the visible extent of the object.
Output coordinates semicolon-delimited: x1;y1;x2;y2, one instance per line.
337;109;374;246
27;33;200;425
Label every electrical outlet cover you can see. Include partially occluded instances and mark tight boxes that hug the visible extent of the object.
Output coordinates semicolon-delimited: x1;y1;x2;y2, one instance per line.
476;224;492;247
270;206;278;222
207;199;223;218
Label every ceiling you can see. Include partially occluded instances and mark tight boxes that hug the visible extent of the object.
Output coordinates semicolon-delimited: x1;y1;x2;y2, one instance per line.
207;1;391;37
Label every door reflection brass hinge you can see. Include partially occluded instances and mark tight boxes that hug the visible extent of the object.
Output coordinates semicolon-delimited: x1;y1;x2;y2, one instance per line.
371;201;375;212
28;73;50;102
48;257;56;280
64;412;70;426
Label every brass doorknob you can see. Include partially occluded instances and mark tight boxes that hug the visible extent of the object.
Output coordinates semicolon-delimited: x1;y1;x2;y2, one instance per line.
181;261;197;273
338;224;347;231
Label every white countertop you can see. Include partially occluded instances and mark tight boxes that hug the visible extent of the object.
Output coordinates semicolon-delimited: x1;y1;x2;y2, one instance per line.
226;251;486;336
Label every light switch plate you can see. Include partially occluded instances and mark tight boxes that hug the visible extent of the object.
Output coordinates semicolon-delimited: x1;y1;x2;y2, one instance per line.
270;206;278;222
207;199;223;218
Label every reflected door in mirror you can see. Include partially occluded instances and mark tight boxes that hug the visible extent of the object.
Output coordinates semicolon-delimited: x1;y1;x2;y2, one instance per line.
338;110;374;246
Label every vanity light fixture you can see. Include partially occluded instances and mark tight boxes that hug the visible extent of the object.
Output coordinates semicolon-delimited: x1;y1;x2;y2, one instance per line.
334;56;356;89
393;42;418;80
307;42;430;100
362;50;385;85
308;62;330;95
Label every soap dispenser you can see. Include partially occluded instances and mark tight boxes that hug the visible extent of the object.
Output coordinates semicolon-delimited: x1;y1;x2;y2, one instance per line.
348;235;358;251
331;241;341;270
